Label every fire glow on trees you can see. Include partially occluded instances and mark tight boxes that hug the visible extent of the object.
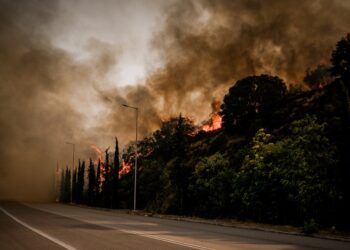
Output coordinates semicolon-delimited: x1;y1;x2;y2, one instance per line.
90;144;131;178
90;144;102;163
202;100;222;132
90;144;105;183
119;161;131;178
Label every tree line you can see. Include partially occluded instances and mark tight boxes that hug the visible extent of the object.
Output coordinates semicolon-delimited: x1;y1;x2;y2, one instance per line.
60;33;350;232
60;138;120;208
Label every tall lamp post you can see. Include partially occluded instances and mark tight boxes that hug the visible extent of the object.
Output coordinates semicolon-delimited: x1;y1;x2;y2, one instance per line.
66;141;75;203
122;104;138;211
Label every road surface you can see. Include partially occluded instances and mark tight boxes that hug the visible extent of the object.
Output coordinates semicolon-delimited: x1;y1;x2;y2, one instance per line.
0;201;349;250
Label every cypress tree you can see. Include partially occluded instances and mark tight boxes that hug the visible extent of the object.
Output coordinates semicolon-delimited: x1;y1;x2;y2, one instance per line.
87;158;96;205
331;33;350;84
64;167;71;203
77;160;85;204
72;168;77;203
111;137;120;208
95;159;101;206
102;147;111;207
60;168;65;202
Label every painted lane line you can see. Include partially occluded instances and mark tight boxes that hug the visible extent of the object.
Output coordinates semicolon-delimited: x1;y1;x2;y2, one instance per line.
24;203;215;250
121;229;215;250
0;206;77;250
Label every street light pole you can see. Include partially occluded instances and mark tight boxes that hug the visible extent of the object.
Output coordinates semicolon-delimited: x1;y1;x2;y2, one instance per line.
122;104;138;211
66;142;75;203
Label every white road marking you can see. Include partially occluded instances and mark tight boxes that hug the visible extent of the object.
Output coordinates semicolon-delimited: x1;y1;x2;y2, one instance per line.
0;206;77;250
25;203;215;250
121;229;215;250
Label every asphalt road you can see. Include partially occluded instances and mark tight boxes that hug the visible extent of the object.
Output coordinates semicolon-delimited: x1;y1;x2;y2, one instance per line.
0;201;349;250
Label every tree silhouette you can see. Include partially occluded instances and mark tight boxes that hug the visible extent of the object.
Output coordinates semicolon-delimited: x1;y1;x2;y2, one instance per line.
331;33;350;228
331;33;350;84
77;160;85;204
304;64;333;89
152;115;195;162
111;137;120;208
63;167;71;203
102;147;111;207
220;74;286;133
87;159;95;206
72;168;77;203
95;159;101;206
167;114;193;214
60;168;65;202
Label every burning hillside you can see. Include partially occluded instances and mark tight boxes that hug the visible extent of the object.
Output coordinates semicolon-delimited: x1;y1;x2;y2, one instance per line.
119;161;131;178
90;143;131;178
202;100;222;132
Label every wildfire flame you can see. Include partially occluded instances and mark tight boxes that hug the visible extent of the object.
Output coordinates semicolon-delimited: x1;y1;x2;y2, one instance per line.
90;144;131;179
90;144;103;163
202;100;222;132
90;144;105;184
202;113;222;132
119;160;131;178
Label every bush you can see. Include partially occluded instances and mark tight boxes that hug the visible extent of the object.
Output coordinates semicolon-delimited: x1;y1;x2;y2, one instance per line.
189;153;234;217
232;116;340;225
303;219;319;234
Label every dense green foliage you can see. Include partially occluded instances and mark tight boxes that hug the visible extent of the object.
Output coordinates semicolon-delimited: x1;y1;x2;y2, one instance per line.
60;32;350;231
189;153;234;217
233;118;339;225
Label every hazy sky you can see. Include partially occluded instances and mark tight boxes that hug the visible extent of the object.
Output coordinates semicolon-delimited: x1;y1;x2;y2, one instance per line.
1;0;350;201
51;0;167;86
46;0;171;137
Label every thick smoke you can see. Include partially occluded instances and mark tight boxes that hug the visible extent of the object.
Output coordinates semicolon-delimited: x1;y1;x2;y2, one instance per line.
0;0;122;201
1;0;350;201
143;0;350;120
106;0;350;141
0;0;162;201
0;0;71;200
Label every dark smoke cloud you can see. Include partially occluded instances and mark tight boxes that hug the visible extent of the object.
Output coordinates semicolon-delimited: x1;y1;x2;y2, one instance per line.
1;0;350;201
143;0;350;120
92;84;162;148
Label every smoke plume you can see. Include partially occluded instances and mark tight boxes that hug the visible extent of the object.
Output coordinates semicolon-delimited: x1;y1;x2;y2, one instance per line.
144;0;350;119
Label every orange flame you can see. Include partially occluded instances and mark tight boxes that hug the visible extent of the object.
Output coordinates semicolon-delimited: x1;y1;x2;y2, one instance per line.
202;113;222;132
90;144;105;184
90;144;103;163
119;160;131;178
202;100;222;132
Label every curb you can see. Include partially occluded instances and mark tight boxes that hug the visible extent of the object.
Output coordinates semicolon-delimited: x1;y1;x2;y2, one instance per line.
63;203;350;243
